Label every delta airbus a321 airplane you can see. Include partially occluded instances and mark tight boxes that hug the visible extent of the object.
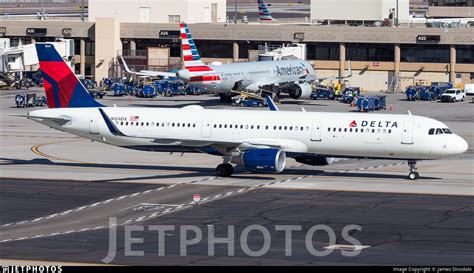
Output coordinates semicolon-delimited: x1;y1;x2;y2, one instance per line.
121;22;351;103
25;44;468;180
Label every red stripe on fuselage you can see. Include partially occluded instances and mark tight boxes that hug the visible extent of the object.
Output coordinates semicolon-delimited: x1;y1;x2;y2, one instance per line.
189;75;221;82
185;66;213;72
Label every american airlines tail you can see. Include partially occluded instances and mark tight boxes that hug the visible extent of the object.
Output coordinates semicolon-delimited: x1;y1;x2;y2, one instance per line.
36;43;103;108
258;0;274;22
178;22;221;83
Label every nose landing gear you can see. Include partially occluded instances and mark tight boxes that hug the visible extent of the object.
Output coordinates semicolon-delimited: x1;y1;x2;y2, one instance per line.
408;160;419;180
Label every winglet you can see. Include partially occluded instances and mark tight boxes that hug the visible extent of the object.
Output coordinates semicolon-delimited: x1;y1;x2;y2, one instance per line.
265;95;279;111
120;56;134;74
346;60;352;78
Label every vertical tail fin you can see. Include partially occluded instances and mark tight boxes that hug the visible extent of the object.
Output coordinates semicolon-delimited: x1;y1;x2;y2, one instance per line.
36;43;103;108
179;22;207;68
258;0;274;22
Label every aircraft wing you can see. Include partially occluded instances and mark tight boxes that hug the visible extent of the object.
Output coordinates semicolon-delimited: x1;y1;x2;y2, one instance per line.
119;56;177;78
141;136;307;154
138;69;177;78
303;60;352;83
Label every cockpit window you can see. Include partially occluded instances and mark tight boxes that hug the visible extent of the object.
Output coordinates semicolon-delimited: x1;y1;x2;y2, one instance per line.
429;128;453;135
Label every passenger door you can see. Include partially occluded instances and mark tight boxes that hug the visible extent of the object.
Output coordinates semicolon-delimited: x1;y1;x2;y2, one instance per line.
310;123;321;141
89;111;99;134
401;121;414;144
201;121;211;138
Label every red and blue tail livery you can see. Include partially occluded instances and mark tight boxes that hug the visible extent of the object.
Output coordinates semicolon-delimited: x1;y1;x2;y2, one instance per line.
178;22;220;84
258;0;274;22
179;22;206;68
36;43;103;108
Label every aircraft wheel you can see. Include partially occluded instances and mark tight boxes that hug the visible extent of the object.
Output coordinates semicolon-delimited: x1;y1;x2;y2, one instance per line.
408;171;419;180
216;163;233;177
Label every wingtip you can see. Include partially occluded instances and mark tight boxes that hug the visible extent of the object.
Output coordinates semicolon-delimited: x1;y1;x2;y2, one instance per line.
265;95;279;111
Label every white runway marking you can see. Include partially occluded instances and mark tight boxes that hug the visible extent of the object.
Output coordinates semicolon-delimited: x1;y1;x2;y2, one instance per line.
324;244;371;251
0;160;410;242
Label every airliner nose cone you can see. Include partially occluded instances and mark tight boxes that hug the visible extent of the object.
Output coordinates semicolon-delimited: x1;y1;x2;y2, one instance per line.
458;137;469;154
177;69;191;81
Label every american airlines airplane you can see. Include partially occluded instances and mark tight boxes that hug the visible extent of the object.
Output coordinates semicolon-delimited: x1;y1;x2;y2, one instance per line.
258;0;274;22
121;22;351;103
24;44;468;180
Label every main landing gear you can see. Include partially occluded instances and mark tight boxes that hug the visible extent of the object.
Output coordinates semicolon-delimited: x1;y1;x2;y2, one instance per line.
407;160;419;180
219;93;233;104
216;163;233;177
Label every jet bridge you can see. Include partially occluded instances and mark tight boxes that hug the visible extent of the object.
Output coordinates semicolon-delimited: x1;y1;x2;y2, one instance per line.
0;38;74;87
257;43;307;61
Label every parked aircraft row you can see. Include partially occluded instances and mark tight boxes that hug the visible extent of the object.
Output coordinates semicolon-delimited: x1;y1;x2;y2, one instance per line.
121;22;352;103
21;43;468;180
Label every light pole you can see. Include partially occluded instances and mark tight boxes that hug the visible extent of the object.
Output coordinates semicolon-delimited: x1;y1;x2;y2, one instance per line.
234;0;237;24
395;0;399;27
81;0;85;22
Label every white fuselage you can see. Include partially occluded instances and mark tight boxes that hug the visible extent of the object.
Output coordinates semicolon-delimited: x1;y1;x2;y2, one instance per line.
28;107;468;161
184;60;315;93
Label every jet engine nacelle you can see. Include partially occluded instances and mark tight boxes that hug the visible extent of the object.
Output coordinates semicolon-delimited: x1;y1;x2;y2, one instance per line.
233;148;286;173
294;155;334;166
288;82;312;99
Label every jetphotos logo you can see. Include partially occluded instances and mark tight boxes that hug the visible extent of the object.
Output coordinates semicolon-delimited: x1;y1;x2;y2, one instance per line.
349;120;398;128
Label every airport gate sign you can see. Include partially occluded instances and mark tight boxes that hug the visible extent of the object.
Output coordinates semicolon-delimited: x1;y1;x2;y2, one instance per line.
159;30;180;39
294;32;305;41
26;28;47;36
416;35;441;43
62;28;72;37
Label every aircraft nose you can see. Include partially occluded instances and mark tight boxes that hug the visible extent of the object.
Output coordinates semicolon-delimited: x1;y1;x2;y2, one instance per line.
177;69;191;81
456;136;469;154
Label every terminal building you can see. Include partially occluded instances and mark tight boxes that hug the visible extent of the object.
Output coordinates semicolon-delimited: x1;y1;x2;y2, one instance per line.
0;0;473;91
